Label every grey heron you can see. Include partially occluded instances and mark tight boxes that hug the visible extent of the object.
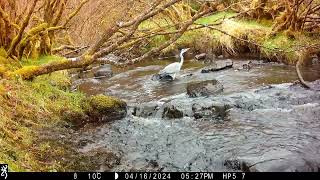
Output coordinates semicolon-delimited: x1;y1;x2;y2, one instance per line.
158;48;190;80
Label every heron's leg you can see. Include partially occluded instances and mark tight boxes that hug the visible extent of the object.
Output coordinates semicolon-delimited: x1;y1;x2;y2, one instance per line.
172;73;176;80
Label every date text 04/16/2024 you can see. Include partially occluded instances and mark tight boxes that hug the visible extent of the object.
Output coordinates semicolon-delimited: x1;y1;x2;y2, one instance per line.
122;172;246;180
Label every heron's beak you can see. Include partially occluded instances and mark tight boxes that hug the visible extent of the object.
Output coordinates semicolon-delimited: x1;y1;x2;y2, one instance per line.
186;48;190;51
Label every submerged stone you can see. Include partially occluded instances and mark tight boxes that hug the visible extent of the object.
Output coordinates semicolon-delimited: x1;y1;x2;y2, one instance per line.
187;79;223;97
192;103;230;121
162;106;184;119
94;64;113;78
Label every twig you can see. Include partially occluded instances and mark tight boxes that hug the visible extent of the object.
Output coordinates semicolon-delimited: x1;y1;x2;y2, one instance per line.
62;46;90;56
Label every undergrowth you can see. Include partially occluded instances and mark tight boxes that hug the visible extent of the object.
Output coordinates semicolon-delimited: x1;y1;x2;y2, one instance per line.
140;11;317;64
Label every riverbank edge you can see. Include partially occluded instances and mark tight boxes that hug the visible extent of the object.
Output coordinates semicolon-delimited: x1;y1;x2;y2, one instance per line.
0;67;124;171
137;11;320;66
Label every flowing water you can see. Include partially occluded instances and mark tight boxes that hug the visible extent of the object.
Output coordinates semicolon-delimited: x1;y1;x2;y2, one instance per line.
72;58;320;172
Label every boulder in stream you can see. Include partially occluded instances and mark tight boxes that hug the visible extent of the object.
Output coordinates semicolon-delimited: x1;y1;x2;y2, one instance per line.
94;64;113;78
83;94;127;124
162;105;184;119
151;73;173;81
192;103;230;121
187;79;223;97
201;59;233;73
132;102;160;118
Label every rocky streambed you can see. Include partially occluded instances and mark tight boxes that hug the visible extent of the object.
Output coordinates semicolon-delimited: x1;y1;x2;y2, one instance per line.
71;57;320;172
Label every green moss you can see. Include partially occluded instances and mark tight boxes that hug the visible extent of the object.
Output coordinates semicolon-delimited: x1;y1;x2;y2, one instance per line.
21;55;67;66
263;33;295;52
85;94;126;111
195;11;237;24
189;1;201;11
12;65;41;79
78;94;127;125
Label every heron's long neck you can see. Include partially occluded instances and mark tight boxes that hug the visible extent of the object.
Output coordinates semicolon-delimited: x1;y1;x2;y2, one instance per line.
179;52;184;65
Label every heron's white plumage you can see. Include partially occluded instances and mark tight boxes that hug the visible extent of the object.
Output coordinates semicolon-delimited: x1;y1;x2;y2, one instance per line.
160;62;181;74
158;48;189;80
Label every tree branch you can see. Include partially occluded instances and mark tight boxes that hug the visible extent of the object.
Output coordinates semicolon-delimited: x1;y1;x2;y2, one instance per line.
130;5;214;64
7;0;39;57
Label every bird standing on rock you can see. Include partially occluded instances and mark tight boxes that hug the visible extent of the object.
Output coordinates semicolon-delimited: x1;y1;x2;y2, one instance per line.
155;48;190;81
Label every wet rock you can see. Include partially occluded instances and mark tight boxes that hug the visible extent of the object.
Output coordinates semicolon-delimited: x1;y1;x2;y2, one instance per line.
234;61;252;71
224;159;241;171
151;74;173;81
83;94;127;124
147;159;159;169
94;64;113;78
242;63;252;71
162;105;184;119
187;79;223;97
201;59;233;73
156;97;231;120
192;103;230;121
132;102;160;118
233;96;265;111
195;53;207;60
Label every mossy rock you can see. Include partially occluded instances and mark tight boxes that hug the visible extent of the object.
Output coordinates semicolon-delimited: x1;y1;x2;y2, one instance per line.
82;94;127;124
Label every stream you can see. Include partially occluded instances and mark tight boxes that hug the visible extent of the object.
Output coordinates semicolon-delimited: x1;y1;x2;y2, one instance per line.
71;57;320;172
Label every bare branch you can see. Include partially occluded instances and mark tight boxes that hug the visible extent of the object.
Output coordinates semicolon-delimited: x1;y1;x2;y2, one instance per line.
130;5;214;64
90;0;183;58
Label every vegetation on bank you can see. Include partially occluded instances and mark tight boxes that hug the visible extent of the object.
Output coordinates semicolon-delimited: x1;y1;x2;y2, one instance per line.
0;69;79;171
141;11;319;64
0;54;124;171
